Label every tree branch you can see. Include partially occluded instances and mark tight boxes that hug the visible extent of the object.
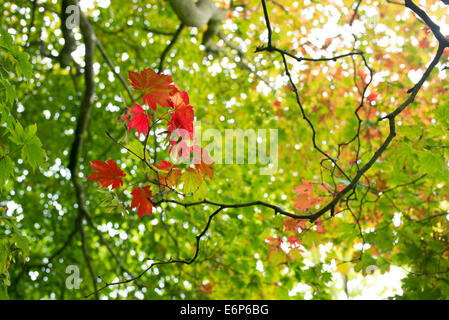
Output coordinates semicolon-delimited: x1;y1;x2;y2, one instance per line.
157;24;185;74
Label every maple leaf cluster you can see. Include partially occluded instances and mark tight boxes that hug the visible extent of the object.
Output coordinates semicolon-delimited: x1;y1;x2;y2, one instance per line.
292;180;324;212
125;69;193;139
87;68;214;219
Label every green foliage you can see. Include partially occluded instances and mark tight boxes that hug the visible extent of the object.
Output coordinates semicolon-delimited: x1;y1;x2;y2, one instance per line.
0;25;43;298
0;29;46;183
0;214;30;299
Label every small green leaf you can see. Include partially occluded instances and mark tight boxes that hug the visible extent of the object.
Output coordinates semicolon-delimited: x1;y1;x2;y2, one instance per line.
16;52;32;80
21;140;46;171
126;140;145;160
0;156;14;188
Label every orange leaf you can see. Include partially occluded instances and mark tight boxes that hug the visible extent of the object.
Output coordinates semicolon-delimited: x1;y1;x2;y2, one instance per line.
193;146;214;179
293;180;323;211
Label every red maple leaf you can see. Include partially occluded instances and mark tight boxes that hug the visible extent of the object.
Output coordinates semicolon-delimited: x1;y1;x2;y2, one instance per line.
130;186;153;219
87;158;126;189
167;102;194;137
126;103;151;136
154;160;172;171
128;68;178;109
167;90;194;134
418;38;430;49
293;197;313;211
164;90;195;159
166;105;195;159
364;106;376;120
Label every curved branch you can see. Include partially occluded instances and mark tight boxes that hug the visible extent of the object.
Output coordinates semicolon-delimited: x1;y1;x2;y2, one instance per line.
86;207;223;298
96;40;136;104
157;23;185;73
256;0;448;223
86;0;448;297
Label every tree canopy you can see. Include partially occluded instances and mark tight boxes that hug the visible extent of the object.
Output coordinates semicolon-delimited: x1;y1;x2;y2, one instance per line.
1;0;449;300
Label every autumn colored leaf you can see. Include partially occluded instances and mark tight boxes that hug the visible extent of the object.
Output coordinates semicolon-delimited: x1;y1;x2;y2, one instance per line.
168;90;189;109
155;161;181;187
128;68;178;109
127;103;151;136
130;186;153;219
364;127;381;141
164;90;195;159
201;282;214;295
418;38;430;49
154;160;172;171
364;106;377;120
87;158;126;189
359;70;368;84
293;180;323;211
182;168;203;194
293;197;313;211
284;217;307;233
162;169;181;188
193;146;214;179
315;218;326;234
367;92;378;103
266;236;282;248
287;235;301;248
294;180;314;194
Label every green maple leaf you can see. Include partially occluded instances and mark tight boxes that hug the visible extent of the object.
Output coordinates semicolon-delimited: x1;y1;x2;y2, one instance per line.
0;156;14;188
21;137;45;171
